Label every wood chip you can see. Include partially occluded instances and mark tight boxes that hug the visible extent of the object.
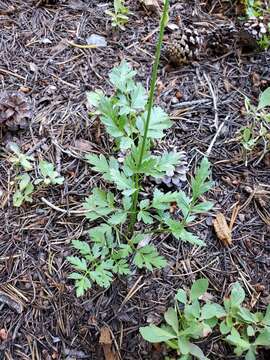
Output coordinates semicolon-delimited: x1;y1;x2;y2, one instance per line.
213;212;232;246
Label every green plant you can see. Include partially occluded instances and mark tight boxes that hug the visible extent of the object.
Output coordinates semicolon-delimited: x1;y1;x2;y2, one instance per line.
67;225;166;296
140;278;225;360
105;0;130;30
241;0;264;18
68;0;214;296
240;87;270;157
258;33;270;50
13;173;34;207
221;282;270;359
140;279;270;360
9;142;34;171
35;160;64;186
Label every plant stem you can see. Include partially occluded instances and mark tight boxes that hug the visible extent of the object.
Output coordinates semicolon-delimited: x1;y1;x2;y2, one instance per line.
128;0;169;235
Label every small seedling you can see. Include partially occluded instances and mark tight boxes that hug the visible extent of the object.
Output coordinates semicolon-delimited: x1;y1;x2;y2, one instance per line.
140;278;225;360
105;0;130;30
221;282;270;360
13;173;34;207
240;88;270;158
140;279;270;360
9;142;34;171
35;160;64;186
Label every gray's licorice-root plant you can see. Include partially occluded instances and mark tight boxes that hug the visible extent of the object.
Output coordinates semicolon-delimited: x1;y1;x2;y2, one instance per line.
67;0;214;297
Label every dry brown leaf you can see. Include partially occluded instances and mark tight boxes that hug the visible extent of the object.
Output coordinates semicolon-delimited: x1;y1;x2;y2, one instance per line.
213;213;232;246
99;326;118;360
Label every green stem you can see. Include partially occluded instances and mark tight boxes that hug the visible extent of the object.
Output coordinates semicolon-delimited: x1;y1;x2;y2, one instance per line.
128;0;169;235
137;1;169;168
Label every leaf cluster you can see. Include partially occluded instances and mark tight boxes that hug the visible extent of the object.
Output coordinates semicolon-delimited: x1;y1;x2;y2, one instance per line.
86;61;171;152
67;225;166;296
105;0;130;30
140;279;270;360
240;88;270;155
9;146;64;207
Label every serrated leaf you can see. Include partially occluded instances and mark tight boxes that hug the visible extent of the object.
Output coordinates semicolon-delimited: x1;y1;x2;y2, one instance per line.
191;157;213;201
86;89;104;108
176;289;187;304
71;240;91;255
137;210;153;224
133;245;167;271
83;188;115;220
136;106;172;139
200;303;226;320
113;259;130;275
131;83;147;110
176;191;192;218
99;97;124;137
75;277;92;297
190;278;209;301
164;218;206;246
119;137;134;150
38;160;64;185
108;211;127;225
178;229;206;246
154;151;182;176
85;153;110;177
67;256;88;272
110;168;135;195
192;201;213;213
68;272;83;280
109;61;136;93
139;325;177;342
152;189;179;210
89;260;114;288
258;87;270;110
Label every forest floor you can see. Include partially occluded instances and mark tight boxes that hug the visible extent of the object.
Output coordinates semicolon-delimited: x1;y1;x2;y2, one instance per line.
0;0;269;359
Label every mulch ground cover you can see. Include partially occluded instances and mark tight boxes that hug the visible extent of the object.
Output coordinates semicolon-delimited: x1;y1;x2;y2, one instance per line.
0;0;269;359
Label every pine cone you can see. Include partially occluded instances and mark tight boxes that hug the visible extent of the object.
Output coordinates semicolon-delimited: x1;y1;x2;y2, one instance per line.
0;92;32;130
206;23;237;55
242;17;270;41
154;151;188;188
165;21;238;66
165;26;204;66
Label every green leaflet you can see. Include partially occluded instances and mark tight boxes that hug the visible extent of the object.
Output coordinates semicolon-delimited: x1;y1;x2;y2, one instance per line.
133;245;167;270
136;106;172;139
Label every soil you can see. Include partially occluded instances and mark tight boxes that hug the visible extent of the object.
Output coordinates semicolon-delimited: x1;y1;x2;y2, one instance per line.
0;0;269;359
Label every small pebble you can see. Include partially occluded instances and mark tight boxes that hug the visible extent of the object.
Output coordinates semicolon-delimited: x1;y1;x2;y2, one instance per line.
86;34;107;47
